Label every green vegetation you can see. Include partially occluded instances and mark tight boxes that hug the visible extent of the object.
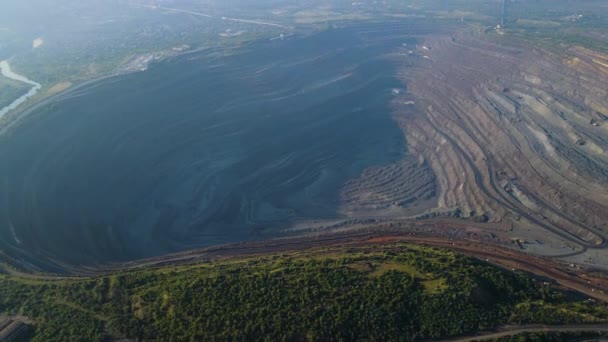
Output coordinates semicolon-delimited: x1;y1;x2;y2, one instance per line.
0;77;30;109
2;244;607;341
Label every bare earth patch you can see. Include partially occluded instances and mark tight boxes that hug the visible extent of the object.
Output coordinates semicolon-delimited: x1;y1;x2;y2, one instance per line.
46;82;72;96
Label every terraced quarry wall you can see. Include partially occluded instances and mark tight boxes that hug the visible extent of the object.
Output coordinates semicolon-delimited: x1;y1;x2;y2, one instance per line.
392;31;608;264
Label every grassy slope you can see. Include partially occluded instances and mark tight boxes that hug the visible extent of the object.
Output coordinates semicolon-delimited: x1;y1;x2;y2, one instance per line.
2;244;608;341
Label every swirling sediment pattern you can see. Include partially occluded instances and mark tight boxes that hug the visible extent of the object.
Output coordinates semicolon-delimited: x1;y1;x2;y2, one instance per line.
0;24;420;268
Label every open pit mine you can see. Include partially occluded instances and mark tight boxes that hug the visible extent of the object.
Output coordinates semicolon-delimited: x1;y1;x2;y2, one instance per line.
1;22;608;273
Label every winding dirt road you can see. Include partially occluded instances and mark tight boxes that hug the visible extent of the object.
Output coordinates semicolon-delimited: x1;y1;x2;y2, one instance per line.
446;323;608;341
76;227;608;302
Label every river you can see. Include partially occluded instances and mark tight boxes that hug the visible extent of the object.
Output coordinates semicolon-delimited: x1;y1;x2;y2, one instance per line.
0;60;42;119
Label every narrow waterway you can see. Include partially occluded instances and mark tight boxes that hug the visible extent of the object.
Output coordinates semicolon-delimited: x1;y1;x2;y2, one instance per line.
0;60;42;119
